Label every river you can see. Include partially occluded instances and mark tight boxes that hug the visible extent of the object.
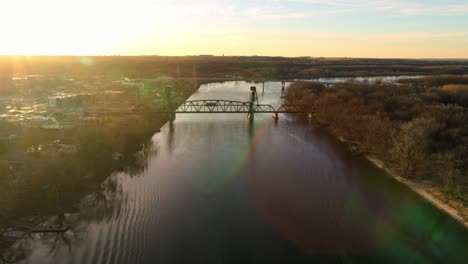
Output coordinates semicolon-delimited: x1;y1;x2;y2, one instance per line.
7;81;468;263
297;75;423;83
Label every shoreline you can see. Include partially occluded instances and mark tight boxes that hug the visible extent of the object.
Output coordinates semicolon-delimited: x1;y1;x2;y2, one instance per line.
0;81;201;257
365;155;467;228
333;134;467;228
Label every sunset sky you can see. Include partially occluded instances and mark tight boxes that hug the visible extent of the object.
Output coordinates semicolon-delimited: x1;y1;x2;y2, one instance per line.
1;0;467;58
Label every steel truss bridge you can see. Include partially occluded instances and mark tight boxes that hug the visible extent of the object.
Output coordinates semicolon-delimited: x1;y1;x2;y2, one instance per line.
172;100;306;114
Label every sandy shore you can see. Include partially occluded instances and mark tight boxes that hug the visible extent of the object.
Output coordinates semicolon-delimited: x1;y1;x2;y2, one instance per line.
330;132;468;228
365;155;467;228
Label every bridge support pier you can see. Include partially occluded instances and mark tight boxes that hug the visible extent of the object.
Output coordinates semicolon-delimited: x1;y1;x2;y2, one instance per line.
273;112;279;121
281;81;286;92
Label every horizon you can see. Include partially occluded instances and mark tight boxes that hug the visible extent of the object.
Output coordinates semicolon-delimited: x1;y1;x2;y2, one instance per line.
1;0;467;58
1;54;468;60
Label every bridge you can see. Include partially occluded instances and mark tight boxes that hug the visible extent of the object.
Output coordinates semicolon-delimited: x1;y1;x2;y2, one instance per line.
174;100;305;114
160;85;311;121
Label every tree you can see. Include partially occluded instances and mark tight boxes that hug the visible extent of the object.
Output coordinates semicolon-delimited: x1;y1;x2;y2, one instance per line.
390;117;439;179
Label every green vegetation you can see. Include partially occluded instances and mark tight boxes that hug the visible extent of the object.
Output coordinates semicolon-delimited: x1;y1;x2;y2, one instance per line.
286;76;468;203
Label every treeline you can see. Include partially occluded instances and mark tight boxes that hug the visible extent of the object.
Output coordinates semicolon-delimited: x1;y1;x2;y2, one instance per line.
286;76;468;200
0;115;161;219
0;80;197;228
297;65;468;78
1;56;467;85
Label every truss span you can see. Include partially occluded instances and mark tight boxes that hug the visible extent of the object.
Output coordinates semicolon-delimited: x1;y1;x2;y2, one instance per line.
174;100;305;114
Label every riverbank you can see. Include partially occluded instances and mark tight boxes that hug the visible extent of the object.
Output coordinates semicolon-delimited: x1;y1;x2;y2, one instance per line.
332;129;468;228
285;77;468;229
364;155;468;228
0;80;200;257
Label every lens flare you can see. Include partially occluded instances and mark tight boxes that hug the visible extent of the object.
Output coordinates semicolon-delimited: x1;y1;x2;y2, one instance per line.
79;57;94;66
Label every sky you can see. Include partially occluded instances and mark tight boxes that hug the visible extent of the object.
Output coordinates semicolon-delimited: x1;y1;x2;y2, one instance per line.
0;0;467;58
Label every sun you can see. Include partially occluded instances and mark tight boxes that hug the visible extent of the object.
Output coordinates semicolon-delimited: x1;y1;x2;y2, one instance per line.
1;1;105;55
0;0;166;55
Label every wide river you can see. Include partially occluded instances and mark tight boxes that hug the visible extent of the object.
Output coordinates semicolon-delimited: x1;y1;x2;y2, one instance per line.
12;81;468;263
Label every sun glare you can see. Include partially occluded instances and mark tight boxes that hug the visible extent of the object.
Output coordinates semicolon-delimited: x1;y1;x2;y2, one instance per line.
0;0;167;55
0;0;467;58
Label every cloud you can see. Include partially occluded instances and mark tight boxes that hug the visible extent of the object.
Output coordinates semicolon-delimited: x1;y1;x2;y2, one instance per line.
283;0;468;16
366;32;468;42
245;5;340;20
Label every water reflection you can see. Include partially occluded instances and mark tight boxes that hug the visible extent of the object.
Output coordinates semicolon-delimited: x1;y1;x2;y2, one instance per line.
3;81;467;264
166;119;175;154
298;76;423;84
1;116;162;262
4;173;123;263
242;120;372;253
248;118;254;142
298;125;468;261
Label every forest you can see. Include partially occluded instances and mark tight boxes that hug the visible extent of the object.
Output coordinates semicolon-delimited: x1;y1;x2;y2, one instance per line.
286;76;468;203
1;56;467;86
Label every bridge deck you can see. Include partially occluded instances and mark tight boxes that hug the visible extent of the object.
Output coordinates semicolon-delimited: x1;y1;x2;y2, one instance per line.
170;100;308;114
174;111;304;113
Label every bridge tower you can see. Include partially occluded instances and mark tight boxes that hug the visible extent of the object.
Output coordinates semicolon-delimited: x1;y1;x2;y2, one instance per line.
248;86;257;120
